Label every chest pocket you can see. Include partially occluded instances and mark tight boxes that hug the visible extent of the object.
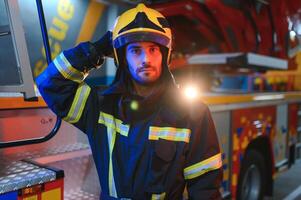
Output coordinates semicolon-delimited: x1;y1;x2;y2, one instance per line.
146;138;176;194
145;126;190;194
154;139;176;162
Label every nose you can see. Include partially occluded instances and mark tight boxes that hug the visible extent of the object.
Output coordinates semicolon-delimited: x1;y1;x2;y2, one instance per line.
142;51;150;66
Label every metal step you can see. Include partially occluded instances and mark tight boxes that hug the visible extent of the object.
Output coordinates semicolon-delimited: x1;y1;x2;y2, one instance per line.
45;152;101;199
0;142;100;199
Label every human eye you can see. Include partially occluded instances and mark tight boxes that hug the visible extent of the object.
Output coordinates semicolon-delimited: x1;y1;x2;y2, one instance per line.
130;48;141;55
150;46;160;54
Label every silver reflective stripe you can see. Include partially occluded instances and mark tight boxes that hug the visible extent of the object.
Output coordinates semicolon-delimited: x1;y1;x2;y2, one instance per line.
151;192;166;200
116;121;129;136
53;52;84;83
98;112;130;198
184;153;222;179
107;127;118;197
149;126;191;143
98;112;129;136
63;83;91;123
100;112;114;127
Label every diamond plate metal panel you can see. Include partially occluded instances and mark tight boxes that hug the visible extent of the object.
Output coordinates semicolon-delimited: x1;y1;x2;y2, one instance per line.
0;161;39;176
0;161;56;194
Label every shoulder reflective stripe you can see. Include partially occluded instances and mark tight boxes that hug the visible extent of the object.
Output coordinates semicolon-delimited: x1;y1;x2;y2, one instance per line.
151;192;166;200
107;127;118;198
149;126;191;143
63;83;91;123
53;52;84;83
184;153;222;180
98;112;129;137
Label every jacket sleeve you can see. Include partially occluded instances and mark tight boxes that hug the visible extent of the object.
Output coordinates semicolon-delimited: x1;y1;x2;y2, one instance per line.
184;105;223;200
36;42;104;134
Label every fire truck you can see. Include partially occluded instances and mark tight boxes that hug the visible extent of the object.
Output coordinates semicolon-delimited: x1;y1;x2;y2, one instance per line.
0;0;301;200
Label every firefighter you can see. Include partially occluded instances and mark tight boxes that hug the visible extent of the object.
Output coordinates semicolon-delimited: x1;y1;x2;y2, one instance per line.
36;3;222;200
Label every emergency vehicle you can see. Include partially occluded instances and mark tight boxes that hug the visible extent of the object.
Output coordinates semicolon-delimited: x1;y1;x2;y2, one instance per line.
0;0;301;200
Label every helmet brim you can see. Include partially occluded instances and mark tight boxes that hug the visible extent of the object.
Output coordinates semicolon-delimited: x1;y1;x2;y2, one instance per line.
113;31;170;49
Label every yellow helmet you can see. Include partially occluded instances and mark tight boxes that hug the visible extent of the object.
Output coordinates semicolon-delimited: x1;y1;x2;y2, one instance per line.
112;3;172;66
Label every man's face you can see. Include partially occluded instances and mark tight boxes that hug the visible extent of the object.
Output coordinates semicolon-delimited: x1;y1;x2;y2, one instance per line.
126;42;162;85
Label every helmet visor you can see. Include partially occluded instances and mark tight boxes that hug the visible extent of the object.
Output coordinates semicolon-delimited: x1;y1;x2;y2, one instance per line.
114;31;170;49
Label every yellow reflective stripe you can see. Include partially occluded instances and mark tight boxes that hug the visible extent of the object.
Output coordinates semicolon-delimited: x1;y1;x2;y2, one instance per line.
107;126;117;197
184;153;222;180
98;112;130;198
53;52;84;83
63;83;91;123
149;126;191;143
151;192;166;200
99;112;114;128
98;112;129;136
116;119;129;136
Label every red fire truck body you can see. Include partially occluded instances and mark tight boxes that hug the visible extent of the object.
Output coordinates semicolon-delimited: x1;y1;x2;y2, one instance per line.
152;1;301;199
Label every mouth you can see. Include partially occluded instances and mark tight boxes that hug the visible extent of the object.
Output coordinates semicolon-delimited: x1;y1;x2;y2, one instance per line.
138;67;155;73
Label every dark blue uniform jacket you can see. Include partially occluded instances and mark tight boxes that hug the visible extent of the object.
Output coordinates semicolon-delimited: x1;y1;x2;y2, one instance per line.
36;42;223;200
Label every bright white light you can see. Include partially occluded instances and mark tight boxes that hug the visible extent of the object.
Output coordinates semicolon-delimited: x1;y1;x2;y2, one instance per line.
183;85;199;100
290;30;296;41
